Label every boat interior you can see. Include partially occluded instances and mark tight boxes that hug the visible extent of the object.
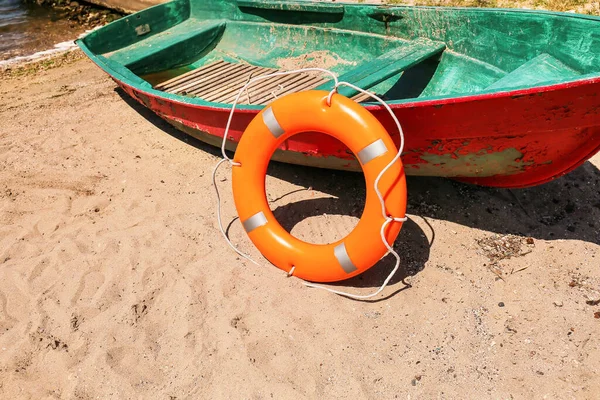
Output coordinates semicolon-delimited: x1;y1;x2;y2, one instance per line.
79;0;600;105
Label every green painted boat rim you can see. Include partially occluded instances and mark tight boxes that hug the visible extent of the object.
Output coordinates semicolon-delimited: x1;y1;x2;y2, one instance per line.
77;38;600;112
76;2;600;111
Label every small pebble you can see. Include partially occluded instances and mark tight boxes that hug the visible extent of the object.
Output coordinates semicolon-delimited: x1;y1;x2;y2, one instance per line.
498;302;505;307
553;300;564;307
411;375;422;386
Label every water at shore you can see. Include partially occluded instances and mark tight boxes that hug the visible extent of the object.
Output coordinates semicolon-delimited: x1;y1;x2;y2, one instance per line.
0;0;86;62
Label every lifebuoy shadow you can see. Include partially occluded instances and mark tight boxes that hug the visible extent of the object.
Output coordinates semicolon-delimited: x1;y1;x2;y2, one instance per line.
271;195;432;291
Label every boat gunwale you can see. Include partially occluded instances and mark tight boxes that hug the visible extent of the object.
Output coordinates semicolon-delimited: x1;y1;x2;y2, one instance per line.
77;39;600;114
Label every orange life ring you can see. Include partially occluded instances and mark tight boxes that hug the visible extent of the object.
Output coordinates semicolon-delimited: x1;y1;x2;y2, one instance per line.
232;90;407;283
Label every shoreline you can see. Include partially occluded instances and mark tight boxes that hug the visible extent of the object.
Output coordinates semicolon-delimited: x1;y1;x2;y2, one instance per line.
0;39;80;68
0;48;85;78
0;0;123;66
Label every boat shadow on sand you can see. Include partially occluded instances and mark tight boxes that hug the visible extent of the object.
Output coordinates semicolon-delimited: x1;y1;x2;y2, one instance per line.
117;88;600;296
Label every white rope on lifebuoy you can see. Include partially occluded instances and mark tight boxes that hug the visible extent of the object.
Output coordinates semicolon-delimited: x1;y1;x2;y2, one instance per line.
212;68;408;300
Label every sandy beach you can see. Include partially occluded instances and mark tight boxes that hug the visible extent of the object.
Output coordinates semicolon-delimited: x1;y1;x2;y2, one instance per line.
0;52;599;398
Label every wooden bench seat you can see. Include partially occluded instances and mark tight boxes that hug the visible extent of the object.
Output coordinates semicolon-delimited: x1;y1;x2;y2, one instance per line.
106;19;226;75
315;38;446;98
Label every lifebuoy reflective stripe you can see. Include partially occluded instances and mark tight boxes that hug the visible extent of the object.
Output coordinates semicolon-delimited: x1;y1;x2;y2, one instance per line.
232;90;407;283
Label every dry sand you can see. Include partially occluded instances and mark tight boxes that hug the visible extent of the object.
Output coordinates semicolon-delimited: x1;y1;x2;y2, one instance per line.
0;52;599;399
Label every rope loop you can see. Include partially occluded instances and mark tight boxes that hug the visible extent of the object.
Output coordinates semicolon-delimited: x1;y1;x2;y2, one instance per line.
326;85;338;107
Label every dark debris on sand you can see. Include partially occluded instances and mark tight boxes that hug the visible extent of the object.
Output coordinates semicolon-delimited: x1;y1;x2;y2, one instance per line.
476;234;534;263
26;0;124;28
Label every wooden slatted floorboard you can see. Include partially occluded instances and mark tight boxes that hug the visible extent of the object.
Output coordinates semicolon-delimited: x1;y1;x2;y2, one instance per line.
154;61;372;104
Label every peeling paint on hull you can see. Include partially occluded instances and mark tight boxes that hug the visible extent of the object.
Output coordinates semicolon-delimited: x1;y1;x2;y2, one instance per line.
165;118;536;177
416;148;531;177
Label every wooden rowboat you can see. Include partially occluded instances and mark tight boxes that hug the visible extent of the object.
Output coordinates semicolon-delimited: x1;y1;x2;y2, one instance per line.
76;0;600;188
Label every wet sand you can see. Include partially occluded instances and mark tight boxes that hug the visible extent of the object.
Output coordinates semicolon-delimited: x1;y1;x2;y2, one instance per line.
0;53;599;398
0;0;86;62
